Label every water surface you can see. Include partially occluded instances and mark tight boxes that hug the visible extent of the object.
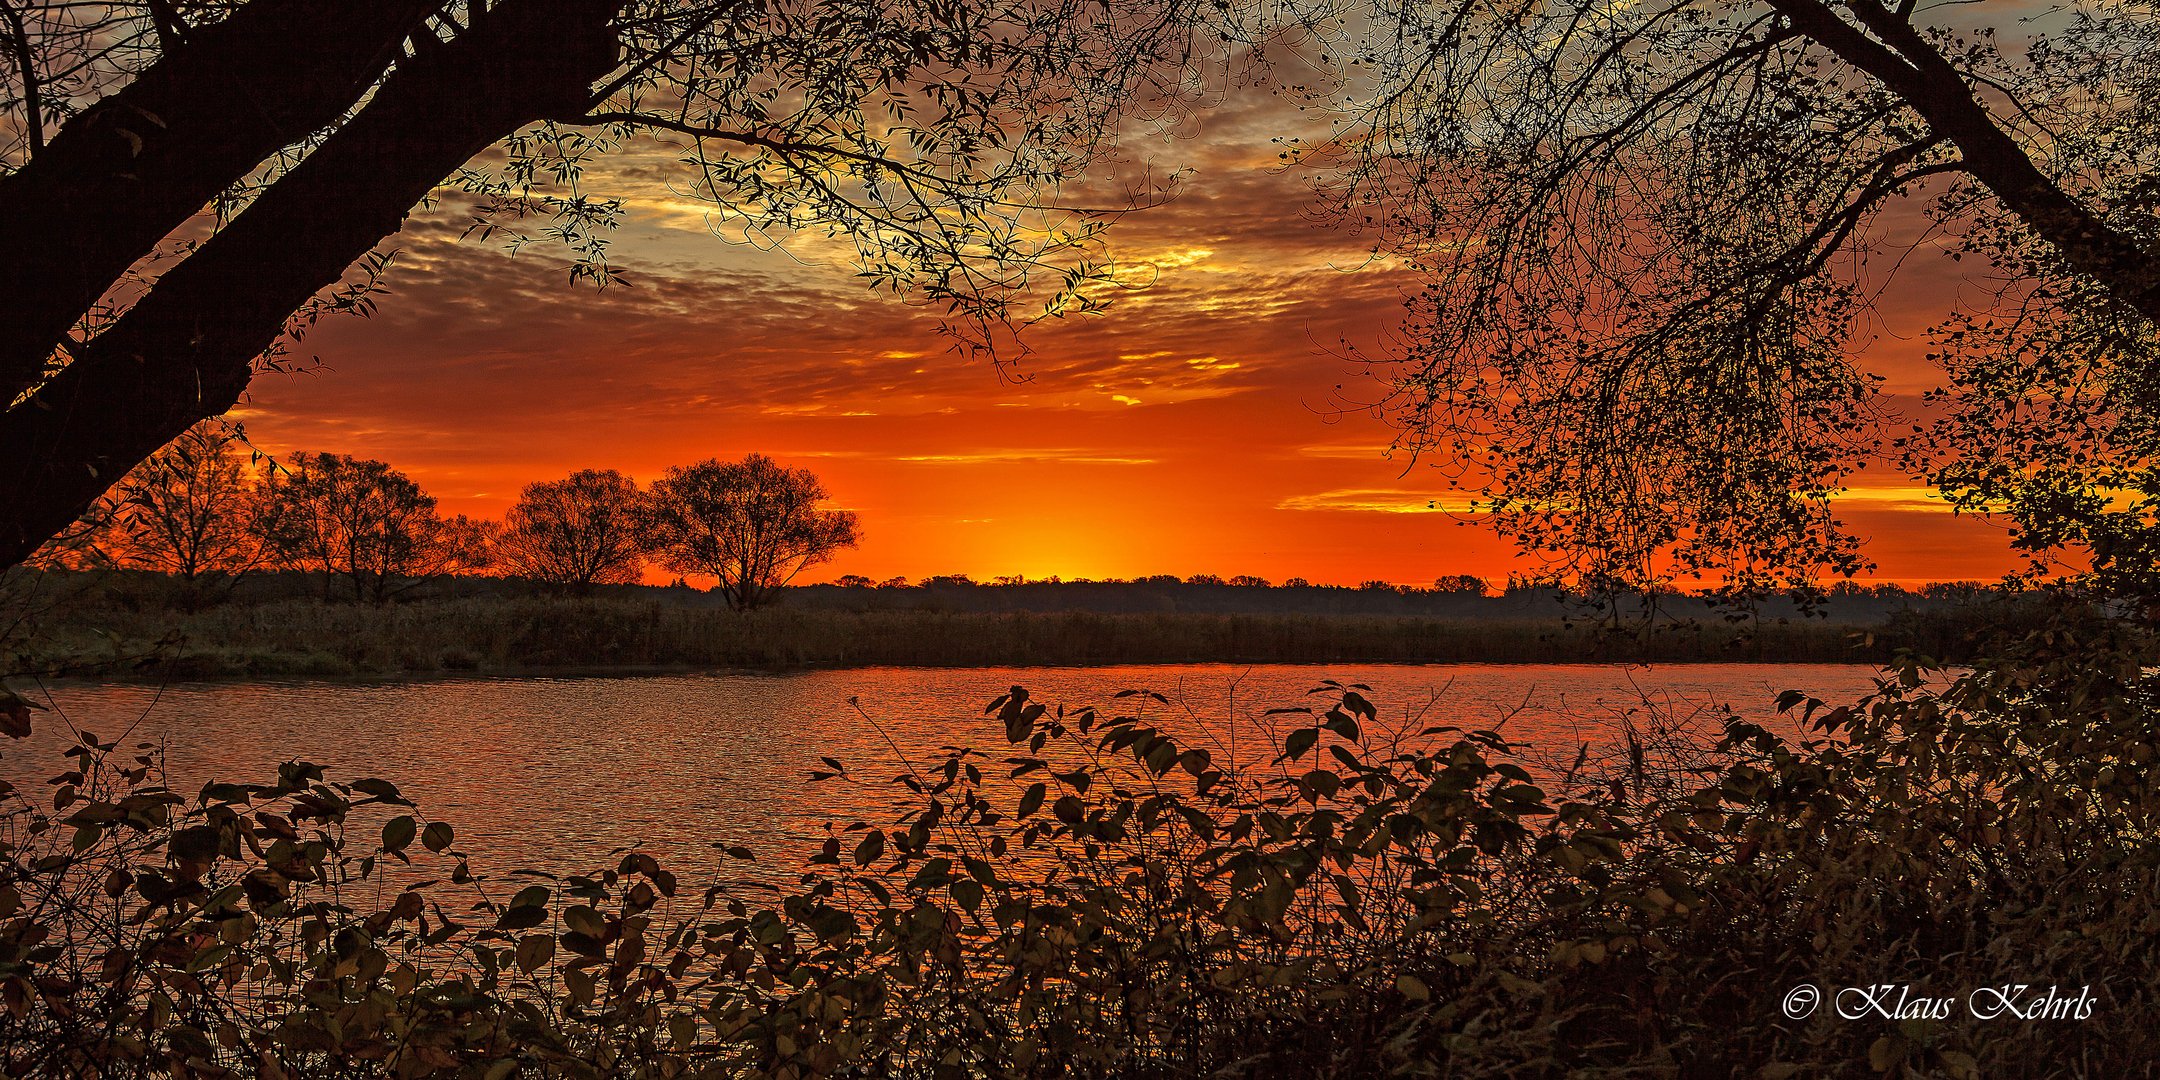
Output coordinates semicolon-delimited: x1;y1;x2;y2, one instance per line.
13;663;1890;884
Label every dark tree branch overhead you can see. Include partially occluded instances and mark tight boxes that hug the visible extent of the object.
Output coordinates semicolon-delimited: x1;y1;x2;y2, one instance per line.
1;0;625;567
1767;0;2160;323
1328;0;2160;597
1;0;1270;570
0;0;440;401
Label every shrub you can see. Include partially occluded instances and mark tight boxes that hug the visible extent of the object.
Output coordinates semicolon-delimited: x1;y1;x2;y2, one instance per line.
0;615;2154;1075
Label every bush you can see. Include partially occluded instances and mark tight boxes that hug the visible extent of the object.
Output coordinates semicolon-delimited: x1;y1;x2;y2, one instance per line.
0;614;2154;1075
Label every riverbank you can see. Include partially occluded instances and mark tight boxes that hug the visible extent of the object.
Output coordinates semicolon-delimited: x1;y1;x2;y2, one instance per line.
9;593;2022;681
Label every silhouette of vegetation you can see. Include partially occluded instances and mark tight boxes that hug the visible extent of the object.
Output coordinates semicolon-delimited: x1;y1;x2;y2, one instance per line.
1;627;2152;1074
493;470;651;596
645;456;862;612
6;4;2156;1074
253;454;492;605
4;580;2045;680
1326;0;2160;604
98;422;270;598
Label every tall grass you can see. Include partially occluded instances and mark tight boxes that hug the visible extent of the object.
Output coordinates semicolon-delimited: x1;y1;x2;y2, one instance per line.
12;594;2013;680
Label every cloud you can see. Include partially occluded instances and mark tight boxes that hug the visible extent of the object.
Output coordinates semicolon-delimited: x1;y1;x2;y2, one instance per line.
892;450;1156;465
1825;486;1958;512
1277;488;1484;514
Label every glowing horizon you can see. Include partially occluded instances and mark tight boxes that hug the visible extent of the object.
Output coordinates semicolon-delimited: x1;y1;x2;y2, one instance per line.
227;105;2025;590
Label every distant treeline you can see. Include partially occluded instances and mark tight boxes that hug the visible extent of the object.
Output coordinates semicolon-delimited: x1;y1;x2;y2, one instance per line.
784;574;1993;620
24;424;858;609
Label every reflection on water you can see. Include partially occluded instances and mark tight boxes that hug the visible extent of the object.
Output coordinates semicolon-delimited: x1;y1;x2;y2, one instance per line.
10;663;1888;885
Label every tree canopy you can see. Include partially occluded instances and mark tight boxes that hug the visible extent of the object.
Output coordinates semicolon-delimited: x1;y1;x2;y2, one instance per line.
1318;0;2160;602
254;453;490;603
102;420;268;587
495;469;651;593
645;454;861;610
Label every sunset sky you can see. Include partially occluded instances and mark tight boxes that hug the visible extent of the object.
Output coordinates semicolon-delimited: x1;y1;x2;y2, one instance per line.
229;84;2024;588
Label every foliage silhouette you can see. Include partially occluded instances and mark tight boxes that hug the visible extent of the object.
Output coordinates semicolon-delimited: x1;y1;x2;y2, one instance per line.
494;470;651;596
2;619;2154;1073
645;455;861;612
1325;0;2160;603
253;454;492;605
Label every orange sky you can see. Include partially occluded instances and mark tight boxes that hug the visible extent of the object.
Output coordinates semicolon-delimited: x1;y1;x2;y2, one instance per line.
227;89;2024;588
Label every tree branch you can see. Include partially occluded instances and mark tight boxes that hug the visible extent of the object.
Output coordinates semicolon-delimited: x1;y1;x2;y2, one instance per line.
0;0;439;403
0;0;626;569
0;0;43;154
1769;0;2160;322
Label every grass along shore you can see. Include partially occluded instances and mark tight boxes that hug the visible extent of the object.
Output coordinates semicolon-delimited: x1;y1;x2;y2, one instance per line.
11;593;2015;680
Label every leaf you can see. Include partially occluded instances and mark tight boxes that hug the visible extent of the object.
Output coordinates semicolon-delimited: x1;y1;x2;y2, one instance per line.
515;934;555;974
381;815;416;854
1017;782;1046;818
1396;974;1430;1001
350;778;407;804
1283;728;1318;761
853;831;885;866
495;905;550;931
951;878;984;913
1867;1037;1904;1072
422;822;455;853
563;906;607;939
0;688;44;740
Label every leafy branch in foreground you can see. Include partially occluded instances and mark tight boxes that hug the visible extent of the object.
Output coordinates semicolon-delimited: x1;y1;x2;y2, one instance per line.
1;627;2155;1074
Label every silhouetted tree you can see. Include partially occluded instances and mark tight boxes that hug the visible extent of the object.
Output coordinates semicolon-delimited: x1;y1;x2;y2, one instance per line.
101;420;269;595
0;0;1295;569
256;453;489;603
645;455;860;611
493;469;648;594
1330;0;2160;600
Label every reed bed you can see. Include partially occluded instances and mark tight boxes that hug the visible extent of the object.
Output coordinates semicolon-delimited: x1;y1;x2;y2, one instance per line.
7;595;1943;680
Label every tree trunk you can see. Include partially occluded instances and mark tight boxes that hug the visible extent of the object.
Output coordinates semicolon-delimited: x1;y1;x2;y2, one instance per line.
1770;0;2160;324
0;0;623;569
0;0;438;400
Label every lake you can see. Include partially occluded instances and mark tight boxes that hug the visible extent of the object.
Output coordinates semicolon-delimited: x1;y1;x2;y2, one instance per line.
10;662;1893;885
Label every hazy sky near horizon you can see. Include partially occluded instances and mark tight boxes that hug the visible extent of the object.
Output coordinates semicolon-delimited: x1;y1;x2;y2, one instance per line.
227;66;2025;587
